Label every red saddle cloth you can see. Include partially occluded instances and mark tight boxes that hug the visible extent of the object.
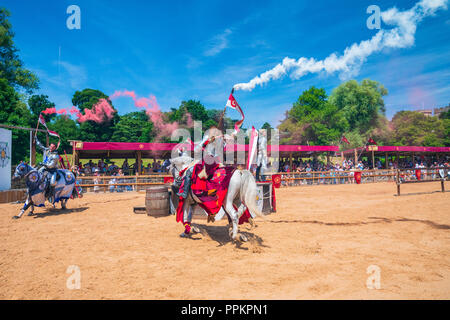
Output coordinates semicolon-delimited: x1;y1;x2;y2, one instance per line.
176;161;253;227
177;161;234;218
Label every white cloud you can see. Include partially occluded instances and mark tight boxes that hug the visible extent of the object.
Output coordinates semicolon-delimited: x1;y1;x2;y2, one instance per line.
204;28;232;57
57;61;87;89
234;0;449;91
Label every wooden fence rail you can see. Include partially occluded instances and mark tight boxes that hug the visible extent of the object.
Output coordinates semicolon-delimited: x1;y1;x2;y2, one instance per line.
71;168;449;193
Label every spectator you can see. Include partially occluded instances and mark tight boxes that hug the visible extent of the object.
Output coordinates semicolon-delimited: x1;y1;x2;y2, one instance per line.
108;177;116;193
93;173;101;193
122;159;130;175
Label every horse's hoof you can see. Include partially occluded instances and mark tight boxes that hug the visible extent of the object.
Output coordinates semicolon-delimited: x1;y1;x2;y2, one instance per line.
12;216;20;219
179;232;190;238
239;234;248;242
192;226;200;234
27;212;34;216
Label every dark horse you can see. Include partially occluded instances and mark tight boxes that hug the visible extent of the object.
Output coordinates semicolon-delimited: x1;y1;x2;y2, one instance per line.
12;162;78;219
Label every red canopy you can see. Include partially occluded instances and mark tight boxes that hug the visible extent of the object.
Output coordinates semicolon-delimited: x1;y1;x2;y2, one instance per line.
342;146;450;155
74;141;339;159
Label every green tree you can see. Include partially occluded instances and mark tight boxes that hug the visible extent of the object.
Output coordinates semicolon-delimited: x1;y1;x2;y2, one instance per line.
0;78;32;163
279;86;348;145
390;111;445;146
111;111;154;142
330;79;387;133
439;107;450;120
0;8;39;93
72;88;118;142
28;94;56;123
261;122;272;130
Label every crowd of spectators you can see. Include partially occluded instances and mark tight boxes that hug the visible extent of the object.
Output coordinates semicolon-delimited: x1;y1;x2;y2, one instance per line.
277;156;450;173
73;158;171;177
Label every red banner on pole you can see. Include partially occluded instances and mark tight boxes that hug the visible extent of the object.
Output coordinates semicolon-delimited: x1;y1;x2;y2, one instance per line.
272;174;281;188
354;171;362;184
415;169;421;181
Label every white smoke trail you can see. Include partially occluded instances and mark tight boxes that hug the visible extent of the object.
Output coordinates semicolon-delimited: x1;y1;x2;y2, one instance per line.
233;0;448;91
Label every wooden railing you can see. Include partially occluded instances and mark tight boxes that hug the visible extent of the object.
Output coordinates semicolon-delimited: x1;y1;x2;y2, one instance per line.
395;167;448;195
71;168;450;193
76;174;172;193
277;169;397;187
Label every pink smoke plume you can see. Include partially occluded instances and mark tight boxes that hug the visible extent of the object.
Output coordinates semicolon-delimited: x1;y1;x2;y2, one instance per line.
40;99;116;123
41;107;57;115
110;90;184;138
76;98;116;123
41;107;67;115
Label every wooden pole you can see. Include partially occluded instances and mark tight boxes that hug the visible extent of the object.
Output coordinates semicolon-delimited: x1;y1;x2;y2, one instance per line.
29;131;36;166
396;151;399;169
372;149;375;169
289;152;293;171
354;148;357;166
385;152;388;169
137;150;142;176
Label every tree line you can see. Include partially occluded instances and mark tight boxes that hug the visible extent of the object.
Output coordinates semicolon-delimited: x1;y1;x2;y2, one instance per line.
278;81;449;149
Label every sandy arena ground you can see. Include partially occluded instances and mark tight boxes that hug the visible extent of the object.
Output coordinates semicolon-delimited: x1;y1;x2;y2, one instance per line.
0;182;449;299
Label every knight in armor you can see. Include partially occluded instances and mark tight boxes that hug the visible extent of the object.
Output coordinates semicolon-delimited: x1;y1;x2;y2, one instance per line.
256;129;268;181
34;137;60;200
176;134;217;199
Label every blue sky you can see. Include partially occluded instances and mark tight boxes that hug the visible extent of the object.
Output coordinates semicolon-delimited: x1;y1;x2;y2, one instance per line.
4;0;450;129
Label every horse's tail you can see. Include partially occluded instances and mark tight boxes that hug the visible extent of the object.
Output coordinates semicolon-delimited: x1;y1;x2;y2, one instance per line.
240;170;265;219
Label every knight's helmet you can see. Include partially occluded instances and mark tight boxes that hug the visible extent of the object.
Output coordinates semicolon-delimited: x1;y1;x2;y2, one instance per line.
204;127;223;158
178;147;188;157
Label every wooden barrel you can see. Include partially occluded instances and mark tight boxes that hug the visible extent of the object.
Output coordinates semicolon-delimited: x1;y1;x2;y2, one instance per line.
145;186;170;217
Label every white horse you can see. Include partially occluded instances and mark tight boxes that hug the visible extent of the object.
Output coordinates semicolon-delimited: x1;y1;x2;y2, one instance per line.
168;155;264;242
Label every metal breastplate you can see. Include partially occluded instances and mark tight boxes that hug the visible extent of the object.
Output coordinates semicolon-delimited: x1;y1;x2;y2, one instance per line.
45;153;59;169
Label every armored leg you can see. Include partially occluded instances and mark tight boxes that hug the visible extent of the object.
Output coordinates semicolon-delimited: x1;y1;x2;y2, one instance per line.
176;167;193;199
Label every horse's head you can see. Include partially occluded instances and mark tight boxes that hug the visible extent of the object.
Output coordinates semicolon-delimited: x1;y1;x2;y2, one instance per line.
168;156;194;178
13;162;33;180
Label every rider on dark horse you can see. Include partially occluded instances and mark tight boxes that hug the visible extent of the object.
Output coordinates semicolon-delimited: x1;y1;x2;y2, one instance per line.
34;137;60;201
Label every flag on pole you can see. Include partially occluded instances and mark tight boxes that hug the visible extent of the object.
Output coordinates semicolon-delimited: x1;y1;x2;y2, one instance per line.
341;135;350;145
226;92;245;133
247;126;258;170
38;113;61;148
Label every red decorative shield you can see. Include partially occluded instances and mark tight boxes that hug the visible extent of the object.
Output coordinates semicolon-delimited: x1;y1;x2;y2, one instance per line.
164;177;174;184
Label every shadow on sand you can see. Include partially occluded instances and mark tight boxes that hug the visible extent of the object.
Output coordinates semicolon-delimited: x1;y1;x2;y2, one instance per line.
264;216;450;230
32;206;89;219
187;223;270;251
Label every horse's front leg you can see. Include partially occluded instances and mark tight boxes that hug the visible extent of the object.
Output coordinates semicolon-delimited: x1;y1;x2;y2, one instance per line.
224;197;239;241
61;199;67;210
13;196;32;219
28;204;35;216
